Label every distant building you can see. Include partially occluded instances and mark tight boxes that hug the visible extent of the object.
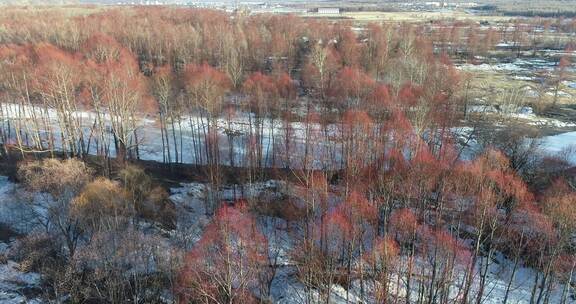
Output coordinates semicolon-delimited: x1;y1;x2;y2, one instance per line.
317;7;340;15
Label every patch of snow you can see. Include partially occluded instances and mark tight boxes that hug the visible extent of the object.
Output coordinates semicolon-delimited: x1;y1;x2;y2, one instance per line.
522;87;540;98
457;56;574;74
496;42;512;47
512;75;535;81
540;131;576;164
545;90;572;97
469;105;576;128
0;261;42;304
0;176;54;234
0;242;8;254
507;106;576;128
466;105;498;113
565;81;576;89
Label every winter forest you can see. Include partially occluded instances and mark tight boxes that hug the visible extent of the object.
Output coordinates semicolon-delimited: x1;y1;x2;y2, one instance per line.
0;4;575;304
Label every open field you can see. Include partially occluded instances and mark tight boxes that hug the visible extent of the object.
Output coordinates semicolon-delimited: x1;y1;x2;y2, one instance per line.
0;4;105;17
303;10;516;22
459;56;576;104
486;0;576;15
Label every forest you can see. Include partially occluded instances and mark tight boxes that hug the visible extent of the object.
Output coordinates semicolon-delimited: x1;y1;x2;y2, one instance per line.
0;5;575;304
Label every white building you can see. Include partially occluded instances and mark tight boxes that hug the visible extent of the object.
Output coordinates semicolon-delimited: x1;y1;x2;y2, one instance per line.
317;7;340;15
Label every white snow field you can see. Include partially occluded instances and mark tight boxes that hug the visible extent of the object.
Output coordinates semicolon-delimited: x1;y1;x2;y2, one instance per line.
2;101;575;173
0;102;345;170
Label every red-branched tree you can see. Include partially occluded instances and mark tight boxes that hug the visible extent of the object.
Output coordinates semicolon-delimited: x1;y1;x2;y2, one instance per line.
330;67;376;111
178;202;269;304
183;63;231;212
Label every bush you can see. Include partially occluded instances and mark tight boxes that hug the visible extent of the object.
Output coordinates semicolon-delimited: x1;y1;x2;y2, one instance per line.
9;233;61;272
71;178;132;232
119;165;176;228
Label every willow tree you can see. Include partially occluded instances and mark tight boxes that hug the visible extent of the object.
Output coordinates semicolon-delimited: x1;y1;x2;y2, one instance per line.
151;65;181;164
98;46;149;162
33;43;87;157
183;63;230;214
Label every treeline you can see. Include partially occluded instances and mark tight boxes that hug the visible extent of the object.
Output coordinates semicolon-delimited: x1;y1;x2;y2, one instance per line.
4;6;571;170
0;7;464;172
504;11;576;18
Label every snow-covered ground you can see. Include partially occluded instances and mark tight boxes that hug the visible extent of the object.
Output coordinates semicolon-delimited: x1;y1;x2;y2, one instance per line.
0;103;344;170
3;101;574;173
467;105;576;128
0;261;43;304
0;176;52;234
0;260;42;304
541;131;576;164
0;178;43;303
458;57;575;74
454;125;576;165
475;253;567;304
166;181;575;304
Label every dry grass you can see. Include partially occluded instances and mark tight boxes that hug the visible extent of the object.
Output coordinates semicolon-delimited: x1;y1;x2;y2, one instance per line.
491;0;576;14
302;10;514;23
0;5;107;18
463;69;576;106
